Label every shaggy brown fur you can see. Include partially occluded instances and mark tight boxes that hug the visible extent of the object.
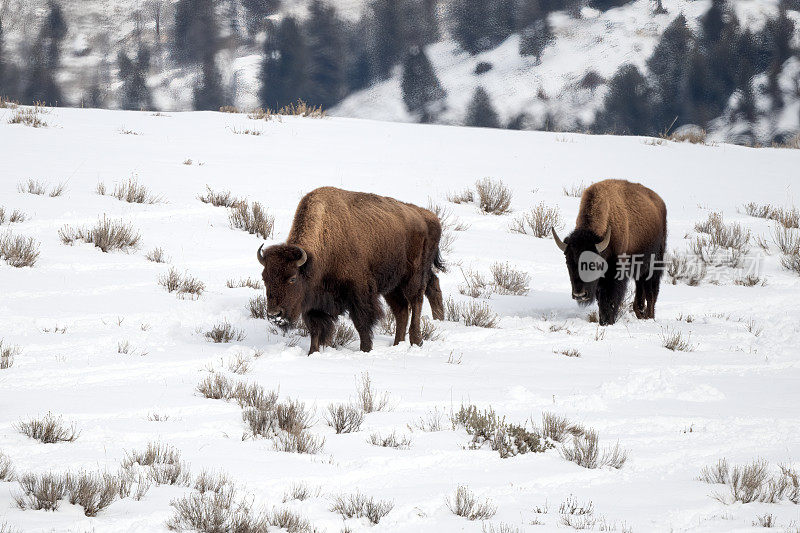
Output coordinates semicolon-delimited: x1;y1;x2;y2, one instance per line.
258;187;444;354
553;179;667;325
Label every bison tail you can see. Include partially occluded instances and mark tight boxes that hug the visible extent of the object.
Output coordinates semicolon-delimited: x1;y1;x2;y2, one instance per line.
426;273;444;321
432;247;446;273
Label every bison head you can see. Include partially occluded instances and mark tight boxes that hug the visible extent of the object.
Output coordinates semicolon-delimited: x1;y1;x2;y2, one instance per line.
552;227;611;305
257;244;308;327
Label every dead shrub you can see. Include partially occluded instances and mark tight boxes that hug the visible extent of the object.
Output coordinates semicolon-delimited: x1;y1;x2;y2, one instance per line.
277;100;325;118
159;268;205;297
167;487;269;533
368;431;412;449
198;186;242;208
419;316;441;341
269;507;316;532
9;209;25;223
274;430;325;454
558;494;596;528
0;340;21;369
772;226;800;255
330;492;394;524
15;413;79;443
229;201;275;240
0;451;14;480
276;399;315;434
490;262;530;295
13;472;67;511
510;203;562;237
228;277;263;290
98;177;162;204
282;482;319;502
0;232;40;267
64;471;124;516
8;106;47;127
691;212;750;267
412;408;446;432
219;105;240;113
145;247;169;263
325;403;364;434
541;412;585;442
232;382;278;411
243;407;277;438
194;470;233;495
475;178;512;215
330;322;357;348
667;128;707;144
427;200;470;232
702;460;800;505
446;486;496;520
122;442;190;486
554;348;581;358
744;203;799;229
248;295;268;319
226;353;252;375
447;188;475;204
459;268;492;298
197;373;235;400
444;297;499;328
753;514;778;527
734;274;766;287
356;372;390;413
699;458;730;484
559;429;628;469
563;183;586;197
16;180;49;195
666;251;706;285
59;216;140;252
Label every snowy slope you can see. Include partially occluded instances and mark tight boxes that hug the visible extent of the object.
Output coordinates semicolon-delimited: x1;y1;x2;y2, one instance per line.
333;0;797;132
1;107;800;532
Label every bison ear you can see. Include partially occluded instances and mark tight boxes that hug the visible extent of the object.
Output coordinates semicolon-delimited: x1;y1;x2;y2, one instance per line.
257;244;267;267
292;246;308;268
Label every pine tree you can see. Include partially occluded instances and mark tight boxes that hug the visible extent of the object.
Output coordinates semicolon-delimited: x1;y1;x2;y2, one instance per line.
0;20;5;97
646;14;694;128
304;0;346;109
242;0;280;36
173;0;218;64
594;63;653;135
260;16;308;110
369;0;405;79
653;0;667;15
517;0;543;30
118;47;152;110
401;45;446;121
699;0;726;50
519;18;553;62
451;0;498;55
24;1;67;105
464;86;500;128
588;0;632;11
194;51;225;110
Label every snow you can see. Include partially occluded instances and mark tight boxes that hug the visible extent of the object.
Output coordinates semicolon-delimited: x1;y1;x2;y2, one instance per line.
1;107;800;532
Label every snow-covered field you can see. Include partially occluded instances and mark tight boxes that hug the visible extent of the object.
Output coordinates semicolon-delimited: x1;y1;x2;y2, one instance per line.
1;107;799;532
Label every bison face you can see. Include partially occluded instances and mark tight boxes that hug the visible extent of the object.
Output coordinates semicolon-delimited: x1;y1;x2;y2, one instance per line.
257;244;308;327
552;227;611;305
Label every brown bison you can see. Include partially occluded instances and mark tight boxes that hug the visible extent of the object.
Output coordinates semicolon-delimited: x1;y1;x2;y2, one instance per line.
551;179;667;325
257;187;444;355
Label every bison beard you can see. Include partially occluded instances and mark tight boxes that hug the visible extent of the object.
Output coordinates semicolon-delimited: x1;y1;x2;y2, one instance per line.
552;179;667;325
258;187;445;355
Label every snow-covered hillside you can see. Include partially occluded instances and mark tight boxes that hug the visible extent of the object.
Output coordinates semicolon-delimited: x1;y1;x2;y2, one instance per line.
1;107;800;532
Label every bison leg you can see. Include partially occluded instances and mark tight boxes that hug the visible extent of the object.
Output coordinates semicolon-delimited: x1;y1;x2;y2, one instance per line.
408;295;424;346
597;273;627;326
633;279;647;319
425;273;444;321
644;270;663;320
349;286;381;353
303;310;335;356
384;290;410;345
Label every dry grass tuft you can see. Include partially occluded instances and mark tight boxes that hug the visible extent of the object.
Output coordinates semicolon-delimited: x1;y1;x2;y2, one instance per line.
541;412;586;442
205;321;246;343
330;322;357;348
447;188;475;204
227;277;263;290
0;451;14;481
1;340;21;370
356;372;391;413
219;105;240;113
282;482;319;502
145;247;169;263
122;442;191;486
167;486;269;532
197;373;234;400
274;430;325;454
563;183;586;197
15;413;79;443
427;200;470;232
559;429;628;469
368;431;412;449
444;297;499;328
198;186;242;208
411;408;446;432
158;268;205;297
330;492;394;524
325;403;364;434
8;106;47;127
554;348;581;358
13;472;67;511
744;203;799;229
0;232;40;267
490;262;530;295
446;485;496;520
277;100;325;118
666;128;707;144
691;212;750;267
700;460;800;505
475;178;512;215
659;326;696;352
97;177;162;204
276;399;315;434
248;295;268;319
59;216;140;252
229;201;275;240
510;203;562;237
268;507;316;532
666;251;707;286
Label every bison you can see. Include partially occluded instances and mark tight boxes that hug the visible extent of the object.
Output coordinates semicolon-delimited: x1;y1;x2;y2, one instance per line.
551;179;667;325
257;187;445;355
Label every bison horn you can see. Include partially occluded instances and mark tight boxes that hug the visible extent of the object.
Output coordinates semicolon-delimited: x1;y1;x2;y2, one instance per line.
257;244;267;266
295;246;307;267
596;229;611;253
551;227;567;252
